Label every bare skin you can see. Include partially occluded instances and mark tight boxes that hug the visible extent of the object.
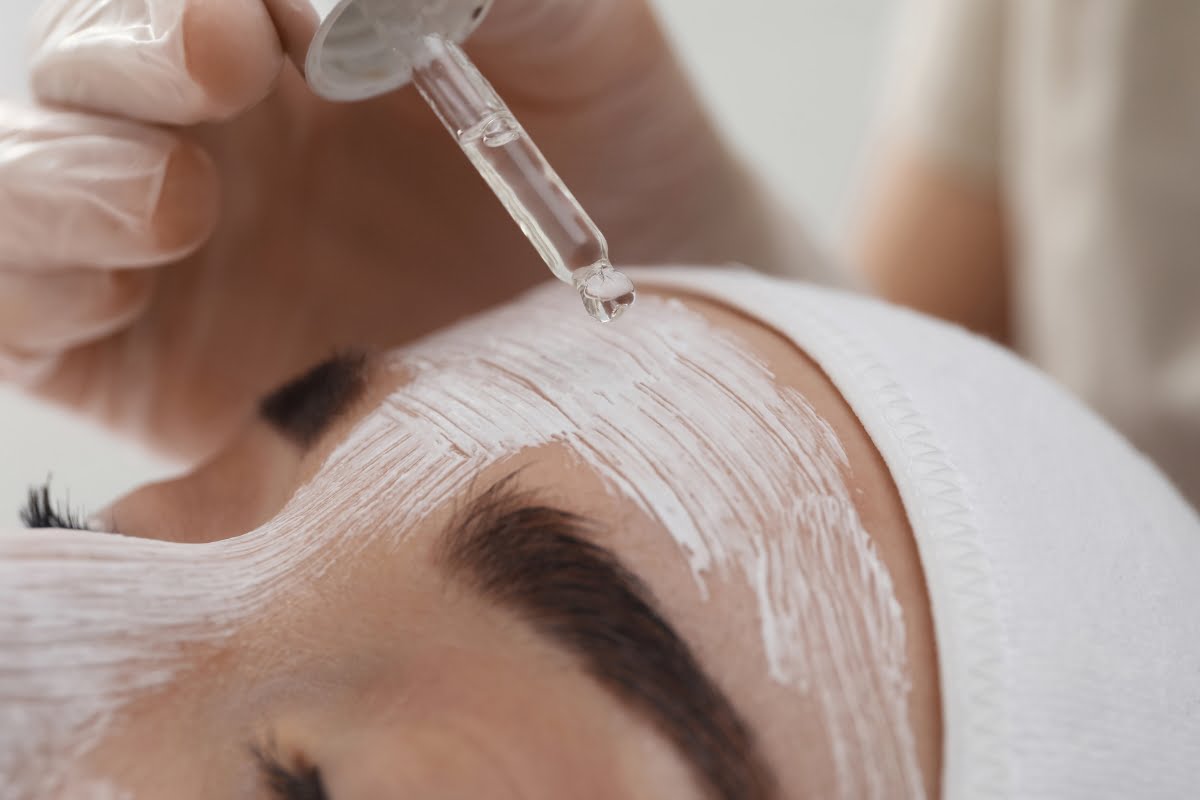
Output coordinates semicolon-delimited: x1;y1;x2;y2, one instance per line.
854;146;1011;343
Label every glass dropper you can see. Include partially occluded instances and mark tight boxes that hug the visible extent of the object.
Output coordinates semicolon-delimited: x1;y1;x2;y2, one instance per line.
409;35;637;323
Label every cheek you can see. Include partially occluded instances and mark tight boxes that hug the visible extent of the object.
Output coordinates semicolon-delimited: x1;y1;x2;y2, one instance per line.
66;556;430;800
67;646;266;799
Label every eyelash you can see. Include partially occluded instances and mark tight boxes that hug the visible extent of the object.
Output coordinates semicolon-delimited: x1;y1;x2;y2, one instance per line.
20;482;90;530
253;743;329;800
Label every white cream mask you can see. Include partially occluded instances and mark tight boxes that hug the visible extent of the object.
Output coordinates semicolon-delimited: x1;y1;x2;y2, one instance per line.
0;286;922;799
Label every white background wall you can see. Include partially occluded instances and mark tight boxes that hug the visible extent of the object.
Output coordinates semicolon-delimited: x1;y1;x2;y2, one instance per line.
0;0;897;521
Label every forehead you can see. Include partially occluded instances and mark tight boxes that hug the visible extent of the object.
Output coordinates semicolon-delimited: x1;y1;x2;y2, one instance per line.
321;287;924;794
1;287;927;798
316;286;842;579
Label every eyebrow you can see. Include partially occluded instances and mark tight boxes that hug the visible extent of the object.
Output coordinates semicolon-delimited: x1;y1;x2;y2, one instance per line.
437;479;778;800
259;353;368;448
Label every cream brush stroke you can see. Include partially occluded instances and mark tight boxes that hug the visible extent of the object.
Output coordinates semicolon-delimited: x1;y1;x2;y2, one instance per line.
1;287;922;799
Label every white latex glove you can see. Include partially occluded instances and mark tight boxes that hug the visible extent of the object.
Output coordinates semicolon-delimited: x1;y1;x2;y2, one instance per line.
0;107;215;378
3;0;802;460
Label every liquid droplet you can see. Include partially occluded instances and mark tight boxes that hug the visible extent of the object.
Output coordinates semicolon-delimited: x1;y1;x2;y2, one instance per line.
460;111;522;148
573;263;637;323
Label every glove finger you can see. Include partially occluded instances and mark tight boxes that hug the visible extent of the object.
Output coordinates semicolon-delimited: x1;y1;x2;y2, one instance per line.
0;267;155;355
0;105;218;268
29;0;284;125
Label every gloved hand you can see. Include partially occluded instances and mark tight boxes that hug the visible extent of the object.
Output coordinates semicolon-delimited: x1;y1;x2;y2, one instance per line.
2;0;798;460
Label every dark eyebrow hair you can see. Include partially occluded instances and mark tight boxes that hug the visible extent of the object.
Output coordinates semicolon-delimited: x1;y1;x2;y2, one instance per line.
259;353;368;448
438;479;778;800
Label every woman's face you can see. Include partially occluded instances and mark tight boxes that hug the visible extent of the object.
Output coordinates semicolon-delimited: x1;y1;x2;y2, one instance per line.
3;286;940;800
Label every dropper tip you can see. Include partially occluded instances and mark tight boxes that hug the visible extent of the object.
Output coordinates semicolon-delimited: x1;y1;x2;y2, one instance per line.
573;263;637;323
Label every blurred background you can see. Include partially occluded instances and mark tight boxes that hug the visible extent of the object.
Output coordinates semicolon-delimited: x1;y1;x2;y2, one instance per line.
0;0;899;520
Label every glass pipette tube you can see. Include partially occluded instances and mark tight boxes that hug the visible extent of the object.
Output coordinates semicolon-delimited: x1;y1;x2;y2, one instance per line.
410;35;636;323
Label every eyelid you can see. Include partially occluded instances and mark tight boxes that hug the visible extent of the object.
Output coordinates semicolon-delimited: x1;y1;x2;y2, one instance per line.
439;477;777;799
